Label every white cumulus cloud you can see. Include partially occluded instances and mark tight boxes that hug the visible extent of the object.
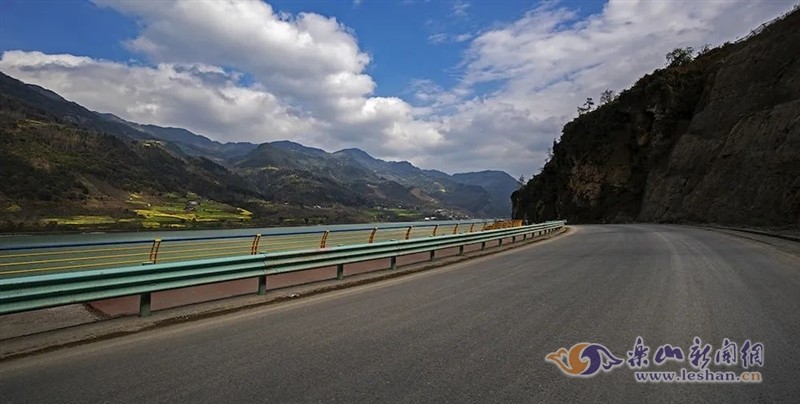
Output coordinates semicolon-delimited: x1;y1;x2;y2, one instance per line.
1;0;797;178
417;0;798;177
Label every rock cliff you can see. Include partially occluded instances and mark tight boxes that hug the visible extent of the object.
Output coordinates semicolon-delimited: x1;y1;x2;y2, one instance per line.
513;9;800;227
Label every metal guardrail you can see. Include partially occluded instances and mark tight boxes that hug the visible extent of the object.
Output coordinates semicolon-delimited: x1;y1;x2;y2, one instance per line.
0;220;515;277
0;221;565;317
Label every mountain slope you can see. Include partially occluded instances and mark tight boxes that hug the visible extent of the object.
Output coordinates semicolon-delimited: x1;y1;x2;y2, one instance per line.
91;115;511;218
138;124;257;161
0;75;152;141
512;9;800;226
0;72;265;229
1;70;518;230
235;142;442;210
452;171;520;217
96;114;258;163
332;148;497;216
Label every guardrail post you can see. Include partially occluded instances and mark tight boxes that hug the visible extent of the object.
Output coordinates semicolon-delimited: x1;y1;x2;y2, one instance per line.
139;293;151;317
148;238;162;264
258;275;267;295
251;234;261;255
0;223;567;317
432;225;439;237
368;227;378;243
468;223;475;233
320;231;330;248
481;222;488;231
453;224;459;235
405;226;412;240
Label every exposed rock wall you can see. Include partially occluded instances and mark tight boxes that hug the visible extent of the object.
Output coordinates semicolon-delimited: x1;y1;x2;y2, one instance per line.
513;9;800;226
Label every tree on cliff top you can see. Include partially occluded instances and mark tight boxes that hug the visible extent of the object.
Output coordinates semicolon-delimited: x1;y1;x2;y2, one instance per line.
665;47;694;67
600;89;617;105
577;97;595;114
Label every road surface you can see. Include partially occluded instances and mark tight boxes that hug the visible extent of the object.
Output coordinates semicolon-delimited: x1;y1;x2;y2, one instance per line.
1;225;798;402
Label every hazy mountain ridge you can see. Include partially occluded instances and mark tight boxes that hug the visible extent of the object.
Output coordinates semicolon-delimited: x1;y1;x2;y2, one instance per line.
234;142;430;209
98;114;258;163
100;114;517;217
0;71;517;230
452;171;520;217
96;111;515;218
332;148;515;217
0;74;266;229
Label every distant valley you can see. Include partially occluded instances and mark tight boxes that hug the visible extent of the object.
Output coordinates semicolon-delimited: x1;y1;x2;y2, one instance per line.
0;72;518;232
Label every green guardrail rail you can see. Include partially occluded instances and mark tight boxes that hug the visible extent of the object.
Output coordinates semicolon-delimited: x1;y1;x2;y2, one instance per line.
0;221;565;317
0;220;502;278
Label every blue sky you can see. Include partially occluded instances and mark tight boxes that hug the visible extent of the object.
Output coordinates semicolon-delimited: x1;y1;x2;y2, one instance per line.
1;1;602;97
1;1;796;177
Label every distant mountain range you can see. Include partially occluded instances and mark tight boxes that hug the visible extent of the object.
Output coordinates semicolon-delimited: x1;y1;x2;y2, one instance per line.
0;72;519;231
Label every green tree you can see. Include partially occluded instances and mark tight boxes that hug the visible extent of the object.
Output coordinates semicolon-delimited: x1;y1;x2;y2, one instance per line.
665;47;694;67
600;89;616;104
577;97;595;115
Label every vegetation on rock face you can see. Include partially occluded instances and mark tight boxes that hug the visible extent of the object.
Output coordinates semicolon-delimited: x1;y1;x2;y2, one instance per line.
513;9;800;227
665;47;695;68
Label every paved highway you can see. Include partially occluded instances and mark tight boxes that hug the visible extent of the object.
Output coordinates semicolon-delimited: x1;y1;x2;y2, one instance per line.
1;225;798;402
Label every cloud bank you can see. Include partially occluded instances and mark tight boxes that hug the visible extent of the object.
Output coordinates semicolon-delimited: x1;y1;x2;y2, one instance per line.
1;0;796;177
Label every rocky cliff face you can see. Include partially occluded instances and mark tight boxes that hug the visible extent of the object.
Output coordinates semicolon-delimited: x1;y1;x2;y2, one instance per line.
513;9;800;227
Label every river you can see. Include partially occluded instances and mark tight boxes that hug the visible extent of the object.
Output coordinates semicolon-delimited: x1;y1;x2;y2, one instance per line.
0;219;495;249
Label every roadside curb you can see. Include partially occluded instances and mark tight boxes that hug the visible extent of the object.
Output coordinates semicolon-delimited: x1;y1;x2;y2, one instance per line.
0;226;571;362
696;225;800;243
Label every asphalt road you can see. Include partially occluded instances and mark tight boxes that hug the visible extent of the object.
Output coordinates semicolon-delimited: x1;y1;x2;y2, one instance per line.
1;225;798;403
